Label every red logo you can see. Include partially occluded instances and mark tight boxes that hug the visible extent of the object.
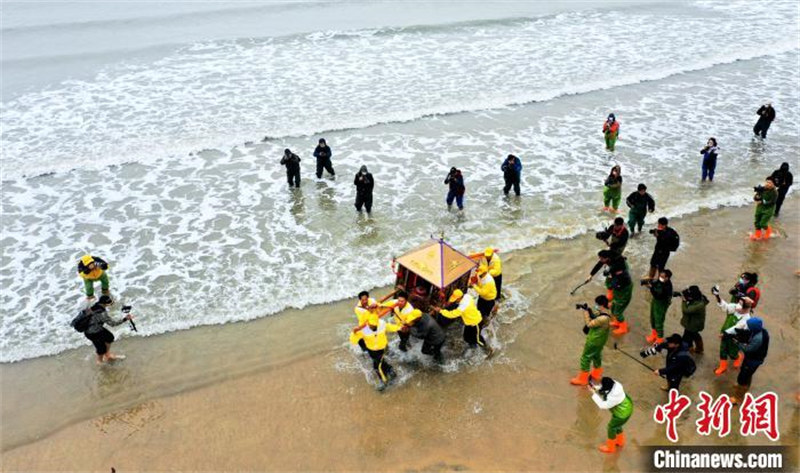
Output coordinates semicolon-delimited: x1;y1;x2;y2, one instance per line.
654;389;692;442
695;391;733;438
739;392;779;441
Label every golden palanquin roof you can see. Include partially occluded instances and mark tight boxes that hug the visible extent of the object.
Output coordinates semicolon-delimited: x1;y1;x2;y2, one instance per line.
395;239;477;288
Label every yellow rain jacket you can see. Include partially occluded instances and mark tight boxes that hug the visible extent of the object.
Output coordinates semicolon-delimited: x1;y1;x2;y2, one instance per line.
440;293;482;326
485;253;502;278
354;297;378;325
78;255;105;280
473;273;497;301
350;319;401;351
381;299;416;326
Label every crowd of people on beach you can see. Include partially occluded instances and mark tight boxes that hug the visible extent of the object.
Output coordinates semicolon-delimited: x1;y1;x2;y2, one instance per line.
70;102;791;451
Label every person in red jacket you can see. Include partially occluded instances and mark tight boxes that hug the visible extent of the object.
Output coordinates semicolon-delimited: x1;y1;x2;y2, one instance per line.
603;113;620;151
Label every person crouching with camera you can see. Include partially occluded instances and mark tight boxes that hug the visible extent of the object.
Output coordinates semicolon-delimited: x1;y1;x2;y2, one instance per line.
752;177;778;240
570;296;612;386
641;333;695;392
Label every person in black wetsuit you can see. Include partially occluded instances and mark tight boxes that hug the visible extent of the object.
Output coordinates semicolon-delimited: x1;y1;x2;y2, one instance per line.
647;217;680;280
625;184;656;236
313;138;335;179
501;154;522;196
280;148;301;188
753;103;776;139
354;165;374;213
770;162;793;217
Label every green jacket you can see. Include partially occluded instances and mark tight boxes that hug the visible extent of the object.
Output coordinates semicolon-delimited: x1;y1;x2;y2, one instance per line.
680;299;708;333
757;188;778;210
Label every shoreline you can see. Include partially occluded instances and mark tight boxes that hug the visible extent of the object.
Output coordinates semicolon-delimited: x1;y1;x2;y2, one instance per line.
0;194;760;365
2;199;799;471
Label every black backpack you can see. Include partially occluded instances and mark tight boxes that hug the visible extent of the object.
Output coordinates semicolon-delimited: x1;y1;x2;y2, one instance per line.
667;230;681;252
70;308;94;333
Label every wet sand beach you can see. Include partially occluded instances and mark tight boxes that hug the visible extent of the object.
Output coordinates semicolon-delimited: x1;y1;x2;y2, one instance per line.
2;199;798;472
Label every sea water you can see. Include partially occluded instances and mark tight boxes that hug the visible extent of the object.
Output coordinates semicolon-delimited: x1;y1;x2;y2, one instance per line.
1;0;799;362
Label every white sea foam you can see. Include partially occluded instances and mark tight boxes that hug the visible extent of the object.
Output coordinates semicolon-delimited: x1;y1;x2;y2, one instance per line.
1;0;797;179
1;1;799;362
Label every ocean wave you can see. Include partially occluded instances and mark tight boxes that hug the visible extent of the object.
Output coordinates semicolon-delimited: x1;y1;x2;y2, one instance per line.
2;0;797;180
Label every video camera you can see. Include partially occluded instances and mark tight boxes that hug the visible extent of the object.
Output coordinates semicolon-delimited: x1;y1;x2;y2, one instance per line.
576;303;595;335
121;305;137;332
728;289;747;301
595;230;610;241
753;185;766;194
640;344;659;358
672;288;692;299
648;228;657;235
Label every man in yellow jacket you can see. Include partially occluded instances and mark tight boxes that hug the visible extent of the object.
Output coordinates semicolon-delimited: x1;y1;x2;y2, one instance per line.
472;265;497;324
380;290;416;352
439;289;492;355
77;255;111;301
353;291;379;351
483;247;503;298
350;313;401;388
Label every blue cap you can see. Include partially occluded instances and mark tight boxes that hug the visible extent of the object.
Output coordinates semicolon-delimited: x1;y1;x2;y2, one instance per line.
747;317;763;332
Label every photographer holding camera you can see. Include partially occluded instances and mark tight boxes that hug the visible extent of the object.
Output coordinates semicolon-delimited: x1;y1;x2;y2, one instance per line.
71;295;134;365
647;217;680;280
643;269;673;345
729;272;761;308
753;102;776;139
76;254;111;301
729;317;770;405
596;217;629;255
641;333;695;392
751;177;778;240
602;165;623;212
589;377;634;454
280;148;302;188
677;285;708;354
569;296;612;386
710;285;752;376
586;250;633;335
444;167;465;211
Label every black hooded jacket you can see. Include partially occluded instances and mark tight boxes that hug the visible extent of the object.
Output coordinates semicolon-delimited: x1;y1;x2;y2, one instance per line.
280;151;301;173
656;342;694;379
770;164;793;191
409;313;446;346
354;170;374;195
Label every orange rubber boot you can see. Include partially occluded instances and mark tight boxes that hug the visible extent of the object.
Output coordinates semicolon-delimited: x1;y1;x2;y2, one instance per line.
590;367;603;382
733;352;745;368
614;432;626;447
765;226;773;239
612;321;629;335
606;289;614;302
598;439;617;453
714;360;728;376
750;229;763;241
646;329;658;343
570;371;590;386
609;316;621;328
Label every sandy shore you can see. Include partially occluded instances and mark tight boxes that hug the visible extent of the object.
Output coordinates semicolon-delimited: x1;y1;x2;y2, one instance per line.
2;198;799;472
